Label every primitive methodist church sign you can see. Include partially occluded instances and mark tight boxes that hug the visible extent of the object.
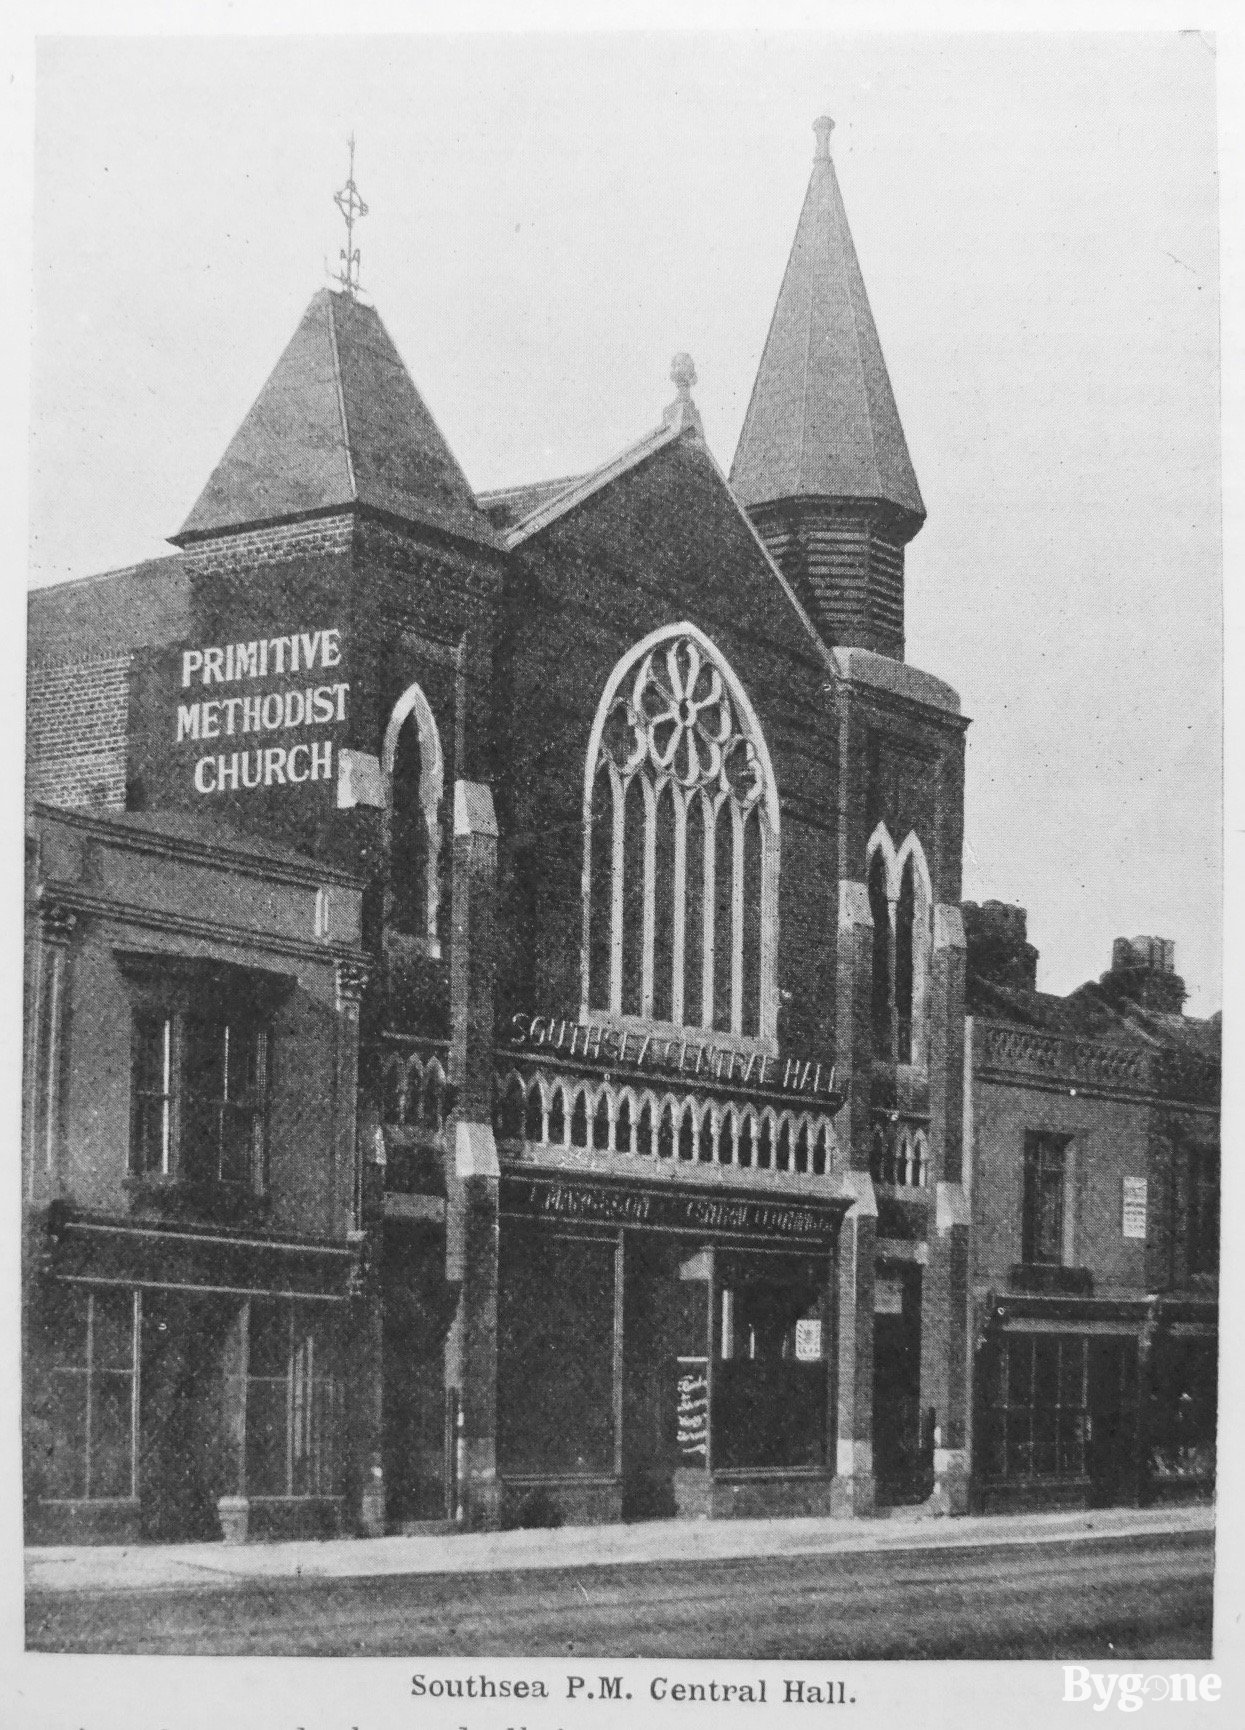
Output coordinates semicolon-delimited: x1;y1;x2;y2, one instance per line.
172;627;347;794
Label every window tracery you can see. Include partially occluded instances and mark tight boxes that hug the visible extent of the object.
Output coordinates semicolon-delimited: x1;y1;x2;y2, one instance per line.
582;626;779;1040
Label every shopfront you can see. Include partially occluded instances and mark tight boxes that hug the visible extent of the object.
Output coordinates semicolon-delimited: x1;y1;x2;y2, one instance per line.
26;1224;356;1545
495;1174;846;1525
972;1296;1149;1514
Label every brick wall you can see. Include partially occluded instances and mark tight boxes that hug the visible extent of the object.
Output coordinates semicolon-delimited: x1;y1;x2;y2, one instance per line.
26;655;130;810
176;514;356;579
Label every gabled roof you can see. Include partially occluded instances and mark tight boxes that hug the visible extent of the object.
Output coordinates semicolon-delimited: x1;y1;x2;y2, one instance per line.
479;474;587;532
502;418;684;548
173;288;503;551
498;373;837;675
730;118;924;527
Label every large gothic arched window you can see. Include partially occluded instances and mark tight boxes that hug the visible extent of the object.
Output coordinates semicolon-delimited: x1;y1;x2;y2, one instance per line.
581;625;780;1041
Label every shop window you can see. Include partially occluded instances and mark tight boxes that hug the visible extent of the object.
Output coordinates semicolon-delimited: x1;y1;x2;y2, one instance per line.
582;624;780;1039
982;1334;1088;1483
497;1230;618;1476
1022;1132;1071;1266
1188;1146;1219;1276
41;1286;138;1502
129;1008;269;1190
382;681;444;948
713;1254;828;1471
246;1301;344;1500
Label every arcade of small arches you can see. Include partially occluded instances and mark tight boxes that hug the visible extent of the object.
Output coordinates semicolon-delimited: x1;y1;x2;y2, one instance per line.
494;1068;839;1178
380;1047;450;1132
871;1117;931;1189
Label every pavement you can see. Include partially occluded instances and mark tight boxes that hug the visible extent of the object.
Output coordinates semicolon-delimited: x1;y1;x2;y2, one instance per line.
25;1500;1214;1597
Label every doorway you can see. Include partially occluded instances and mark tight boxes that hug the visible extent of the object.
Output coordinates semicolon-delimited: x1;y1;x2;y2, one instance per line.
139;1292;231;1542
1086;1335;1140;1507
382;1223;454;1527
873;1263;928;1504
621;1236;702;1520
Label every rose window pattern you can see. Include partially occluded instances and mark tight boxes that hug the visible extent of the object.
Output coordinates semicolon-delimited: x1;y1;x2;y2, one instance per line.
583;632;778;1039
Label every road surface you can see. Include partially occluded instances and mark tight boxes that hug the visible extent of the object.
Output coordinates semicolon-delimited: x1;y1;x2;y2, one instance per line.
26;1528;1212;1660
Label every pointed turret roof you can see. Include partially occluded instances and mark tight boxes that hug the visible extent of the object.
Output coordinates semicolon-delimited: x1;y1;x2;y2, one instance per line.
173;288;503;550
730;117;924;528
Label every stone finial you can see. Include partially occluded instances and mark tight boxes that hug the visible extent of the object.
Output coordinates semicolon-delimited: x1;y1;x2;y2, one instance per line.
813;115;835;160
670;352;698;397
664;353;703;437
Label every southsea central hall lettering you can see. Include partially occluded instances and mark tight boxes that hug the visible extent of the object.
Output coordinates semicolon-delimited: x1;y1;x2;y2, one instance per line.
176;629;346;794
506;1012;838;1101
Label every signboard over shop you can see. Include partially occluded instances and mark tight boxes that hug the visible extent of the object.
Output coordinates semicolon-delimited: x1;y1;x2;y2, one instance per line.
171;628;347;795
501;1174;847;1242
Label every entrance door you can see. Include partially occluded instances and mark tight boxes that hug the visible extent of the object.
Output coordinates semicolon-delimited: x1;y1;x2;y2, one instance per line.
382;1223;453;1527
873;1265;927;1504
139;1292;231;1541
1086;1336;1140;1507
620;1236;688;1520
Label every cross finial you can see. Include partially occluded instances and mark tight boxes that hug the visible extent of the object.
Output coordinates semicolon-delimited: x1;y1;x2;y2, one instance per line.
333;133;368;298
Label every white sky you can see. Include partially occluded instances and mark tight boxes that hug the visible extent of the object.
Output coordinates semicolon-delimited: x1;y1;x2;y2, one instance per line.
26;31;1222;1012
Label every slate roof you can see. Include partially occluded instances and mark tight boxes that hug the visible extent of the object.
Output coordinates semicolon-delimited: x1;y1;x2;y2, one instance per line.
174;288;504;552
969;973;1221;1065
500;419;685;548
730;118;925;525
27;556;191;663
478;474;588;532
31;802;367;887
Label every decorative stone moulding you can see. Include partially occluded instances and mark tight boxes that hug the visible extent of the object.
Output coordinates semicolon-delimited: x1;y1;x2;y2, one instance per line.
493;1064;839;1180
980;1023;1150;1090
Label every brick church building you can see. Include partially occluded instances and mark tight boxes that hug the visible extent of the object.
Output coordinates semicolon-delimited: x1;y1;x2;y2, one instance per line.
22;117;1215;1542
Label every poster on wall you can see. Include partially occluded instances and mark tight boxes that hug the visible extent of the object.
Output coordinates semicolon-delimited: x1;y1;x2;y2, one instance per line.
794;1318;823;1360
1122;1176;1148;1240
675;1357;709;1462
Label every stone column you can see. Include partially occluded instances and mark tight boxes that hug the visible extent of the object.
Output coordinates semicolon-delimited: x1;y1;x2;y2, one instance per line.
831;1172;877;1516
835;881;875;1162
335;961;370;1224
922;903;971;1514
336;960;385;1538
446;781;502;1530
832;879;878;1516
217;1298;251;1544
32;900;77;1204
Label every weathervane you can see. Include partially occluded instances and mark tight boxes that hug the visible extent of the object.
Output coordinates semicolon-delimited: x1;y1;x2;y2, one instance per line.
332;133;368;298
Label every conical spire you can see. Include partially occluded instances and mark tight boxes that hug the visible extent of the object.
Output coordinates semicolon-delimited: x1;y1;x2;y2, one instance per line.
730;117;924;528
173;288;503;550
